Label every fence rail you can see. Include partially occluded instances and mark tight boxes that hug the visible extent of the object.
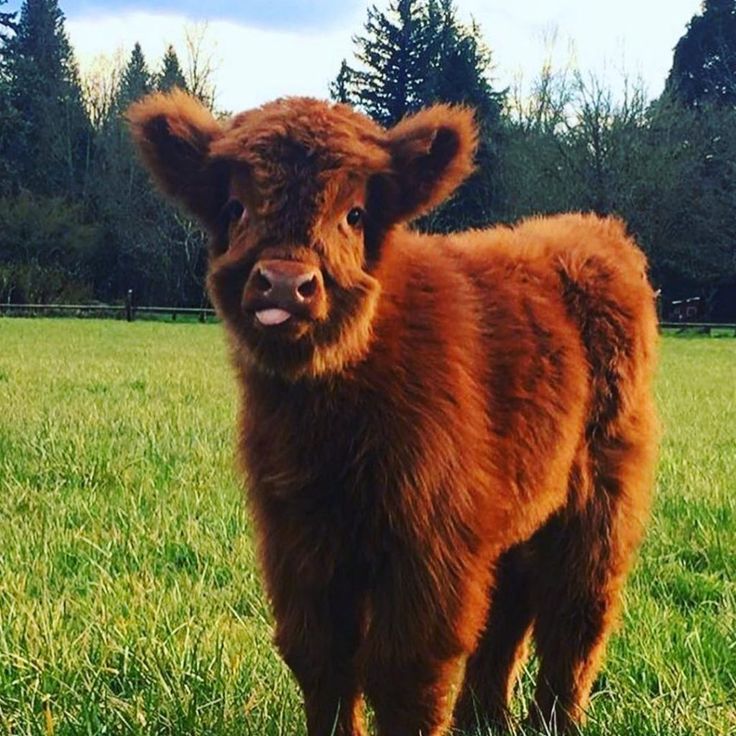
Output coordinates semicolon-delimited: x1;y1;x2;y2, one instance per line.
0;301;216;322
659;321;736;332
1;303;735;333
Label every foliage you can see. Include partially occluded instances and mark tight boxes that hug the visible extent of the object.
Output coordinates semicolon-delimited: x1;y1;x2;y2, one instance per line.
0;0;733;310
335;0;429;126
333;0;505;229
1;0;91;197
501;55;736;305
158;44;187;93
0;192;98;302
666;0;736;107
0;322;733;735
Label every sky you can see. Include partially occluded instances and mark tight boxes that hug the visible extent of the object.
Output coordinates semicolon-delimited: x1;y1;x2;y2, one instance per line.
8;1;705;112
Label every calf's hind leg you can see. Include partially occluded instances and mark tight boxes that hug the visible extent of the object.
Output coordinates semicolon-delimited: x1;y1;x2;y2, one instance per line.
453;545;535;733
529;435;654;732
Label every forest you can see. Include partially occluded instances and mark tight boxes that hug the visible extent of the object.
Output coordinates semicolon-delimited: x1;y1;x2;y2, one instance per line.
1;0;735;318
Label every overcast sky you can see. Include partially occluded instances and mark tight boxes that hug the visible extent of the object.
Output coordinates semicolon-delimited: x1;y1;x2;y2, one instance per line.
8;1;704;112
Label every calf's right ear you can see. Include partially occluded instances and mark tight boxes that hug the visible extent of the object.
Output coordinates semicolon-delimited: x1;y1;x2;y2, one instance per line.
127;90;228;228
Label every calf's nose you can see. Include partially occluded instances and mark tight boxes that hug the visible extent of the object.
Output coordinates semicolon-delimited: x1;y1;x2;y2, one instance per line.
245;259;325;312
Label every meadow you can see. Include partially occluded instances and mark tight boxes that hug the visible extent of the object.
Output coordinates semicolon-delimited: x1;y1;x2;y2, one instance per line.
0;319;734;735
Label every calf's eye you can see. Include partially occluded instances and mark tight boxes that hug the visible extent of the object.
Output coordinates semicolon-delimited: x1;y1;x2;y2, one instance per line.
346;207;364;228
223;198;246;225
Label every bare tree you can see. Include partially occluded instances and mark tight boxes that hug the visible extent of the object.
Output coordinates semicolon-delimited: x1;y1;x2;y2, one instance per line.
184;23;218;110
81;50;124;129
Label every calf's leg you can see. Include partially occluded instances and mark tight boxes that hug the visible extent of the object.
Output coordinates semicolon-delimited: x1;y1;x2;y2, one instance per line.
529;432;653;732
453;545;535;733
365;653;467;736
272;576;367;736
362;547;493;735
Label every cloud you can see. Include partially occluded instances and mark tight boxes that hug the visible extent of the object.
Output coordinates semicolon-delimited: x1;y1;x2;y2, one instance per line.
67;11;358;111
63;0;700;116
58;0;363;31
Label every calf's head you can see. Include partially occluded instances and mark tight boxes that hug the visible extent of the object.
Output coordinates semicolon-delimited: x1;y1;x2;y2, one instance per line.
128;91;477;379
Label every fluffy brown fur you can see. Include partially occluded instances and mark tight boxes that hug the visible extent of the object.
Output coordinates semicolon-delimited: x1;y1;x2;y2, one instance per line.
128;91;659;735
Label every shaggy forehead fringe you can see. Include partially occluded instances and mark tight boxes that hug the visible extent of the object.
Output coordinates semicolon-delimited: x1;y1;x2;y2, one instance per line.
209;97;393;174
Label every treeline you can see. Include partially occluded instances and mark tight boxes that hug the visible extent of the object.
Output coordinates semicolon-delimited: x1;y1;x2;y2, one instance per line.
1;0;736;315
0;0;212;306
333;0;736;315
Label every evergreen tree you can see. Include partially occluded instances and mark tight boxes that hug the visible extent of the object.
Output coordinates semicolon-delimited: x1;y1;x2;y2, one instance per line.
0;0;15;39
332;0;505;229
666;0;736;107
116;42;152;109
0;1;17;193
421;1;505;229
157;44;186;92
329;59;353;104
2;0;91;196
341;0;430;126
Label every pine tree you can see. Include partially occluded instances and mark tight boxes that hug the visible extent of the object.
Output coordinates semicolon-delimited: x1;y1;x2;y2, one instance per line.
0;1;18;193
329;59;353;104
332;0;505;229
116;42;152;109
341;0;431;126
0;0;15;39
2;0;91;196
158;44;186;93
666;0;736;107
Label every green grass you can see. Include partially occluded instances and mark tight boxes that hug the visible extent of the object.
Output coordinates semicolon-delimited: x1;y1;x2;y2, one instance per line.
0;319;734;735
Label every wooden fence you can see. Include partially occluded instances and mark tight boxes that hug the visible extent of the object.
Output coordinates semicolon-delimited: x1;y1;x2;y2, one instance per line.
1;300;735;334
0;290;216;322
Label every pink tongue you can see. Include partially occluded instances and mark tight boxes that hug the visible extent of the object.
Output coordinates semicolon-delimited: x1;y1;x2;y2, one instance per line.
256;308;292;326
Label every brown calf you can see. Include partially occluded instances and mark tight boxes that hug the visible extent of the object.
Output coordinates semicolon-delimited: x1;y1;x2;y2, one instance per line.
129;90;658;735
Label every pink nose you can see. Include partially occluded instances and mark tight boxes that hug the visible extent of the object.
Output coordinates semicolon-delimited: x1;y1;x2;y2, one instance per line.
243;259;325;313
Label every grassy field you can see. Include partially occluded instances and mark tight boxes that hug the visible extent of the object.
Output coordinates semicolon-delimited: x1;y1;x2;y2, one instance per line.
0;319;734;735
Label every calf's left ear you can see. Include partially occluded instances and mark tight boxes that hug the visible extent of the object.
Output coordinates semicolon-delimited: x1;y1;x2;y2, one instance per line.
382;105;478;222
127;90;228;229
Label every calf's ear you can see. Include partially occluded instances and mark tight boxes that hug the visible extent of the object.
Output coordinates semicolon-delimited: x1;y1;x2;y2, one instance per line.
127;89;228;228
380;105;478;222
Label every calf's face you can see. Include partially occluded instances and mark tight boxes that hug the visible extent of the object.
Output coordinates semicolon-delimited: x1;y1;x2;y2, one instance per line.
128;92;477;379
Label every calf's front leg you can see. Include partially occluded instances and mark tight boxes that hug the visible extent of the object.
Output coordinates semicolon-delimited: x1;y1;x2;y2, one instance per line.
361;549;492;735
271;575;367;736
364;653;467;736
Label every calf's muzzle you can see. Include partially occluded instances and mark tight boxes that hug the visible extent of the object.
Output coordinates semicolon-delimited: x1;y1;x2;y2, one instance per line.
243;259;326;325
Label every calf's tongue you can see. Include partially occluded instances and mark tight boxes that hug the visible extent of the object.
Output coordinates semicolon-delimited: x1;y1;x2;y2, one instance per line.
256;308;292;326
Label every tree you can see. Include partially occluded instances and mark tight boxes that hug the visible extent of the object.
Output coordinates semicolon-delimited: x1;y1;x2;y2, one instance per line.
0;191;98;302
83;41;208;306
86;43;157;302
329;59;353;104
81;51;123;130
158;44;187;92
333;0;505;229
0;0;15;38
184;24;217;109
0;2;17;193
2;0;91;196
633;97;736;301
666;0;736;107
116;42;152;110
420;1;505;229
339;0;430;126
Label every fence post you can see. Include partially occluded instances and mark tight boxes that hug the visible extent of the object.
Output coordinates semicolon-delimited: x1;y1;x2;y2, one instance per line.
125;290;134;322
